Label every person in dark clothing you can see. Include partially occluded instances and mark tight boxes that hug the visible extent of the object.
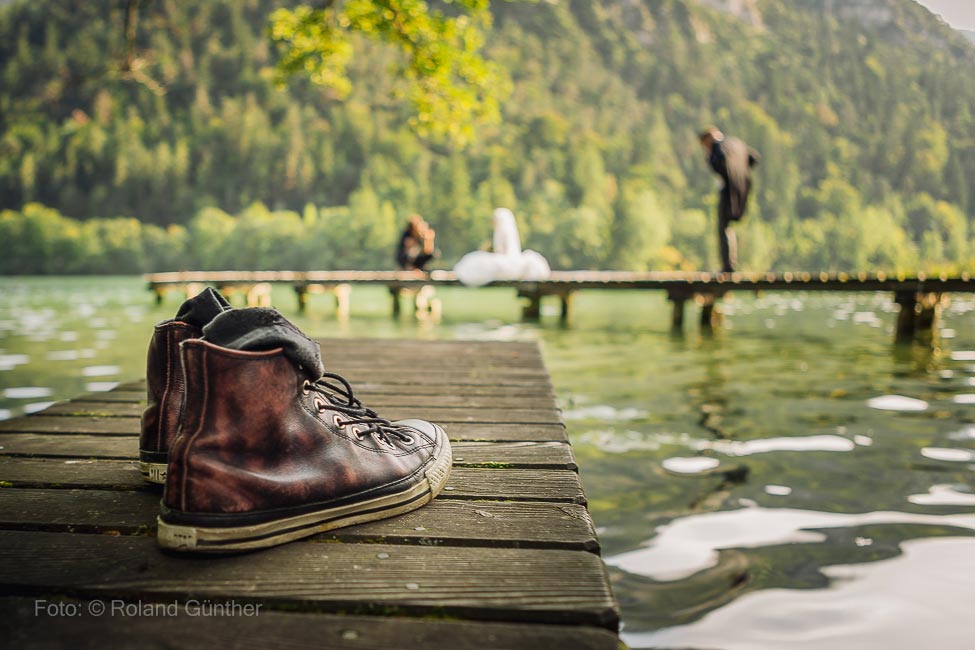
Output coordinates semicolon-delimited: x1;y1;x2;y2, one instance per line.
395;214;438;272
700;126;759;273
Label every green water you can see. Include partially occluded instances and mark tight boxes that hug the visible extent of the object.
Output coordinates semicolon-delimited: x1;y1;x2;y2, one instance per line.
2;276;974;649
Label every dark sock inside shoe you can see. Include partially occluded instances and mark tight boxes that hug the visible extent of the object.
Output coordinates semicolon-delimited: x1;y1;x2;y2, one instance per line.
201;308;324;379
174;287;232;329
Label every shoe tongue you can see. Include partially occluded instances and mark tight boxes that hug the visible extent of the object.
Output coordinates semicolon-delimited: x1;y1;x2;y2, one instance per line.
174;287;232;329
201;308;325;380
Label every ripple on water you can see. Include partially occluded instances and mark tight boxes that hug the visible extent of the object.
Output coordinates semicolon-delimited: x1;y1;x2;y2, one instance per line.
952;394;975;404
81;365;120;377
949;350;975;362
852;311;880;325
606;507;975;582
46;350;80;361
920;447;975;463
661;457;720;474
703;435;855;456
866;395;928;411
563;405;649;421
0;354;30;371
948;425;975;441
908;484;975;506
3;387;53;399
23;402;54;414
625;537;975;650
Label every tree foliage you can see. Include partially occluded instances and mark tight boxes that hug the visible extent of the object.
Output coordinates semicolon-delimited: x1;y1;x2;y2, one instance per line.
0;0;973;274
269;0;507;145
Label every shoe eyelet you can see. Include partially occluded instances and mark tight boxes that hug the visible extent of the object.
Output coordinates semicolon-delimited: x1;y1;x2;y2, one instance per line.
313;396;328;411
301;380;312;395
332;413;345;428
399;435;414;445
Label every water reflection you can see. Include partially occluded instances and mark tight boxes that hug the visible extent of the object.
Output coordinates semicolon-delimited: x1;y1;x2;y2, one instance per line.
627;537;975;650
3;387;53;399
866;395;928;411
908;485;975;506
607;506;975;581
920;447;975;463
662;457;721;474
558;293;975;646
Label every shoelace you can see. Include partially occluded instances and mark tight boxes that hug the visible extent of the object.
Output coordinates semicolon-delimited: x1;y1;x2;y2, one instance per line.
303;372;415;448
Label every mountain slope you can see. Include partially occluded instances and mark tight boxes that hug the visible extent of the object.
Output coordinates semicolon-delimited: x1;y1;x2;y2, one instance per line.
0;0;972;273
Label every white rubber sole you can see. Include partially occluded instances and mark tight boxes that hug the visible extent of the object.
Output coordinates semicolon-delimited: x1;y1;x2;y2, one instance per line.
140;461;167;484
157;435;452;553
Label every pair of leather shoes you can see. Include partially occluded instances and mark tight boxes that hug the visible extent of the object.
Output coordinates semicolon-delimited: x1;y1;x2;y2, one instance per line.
139;289;451;552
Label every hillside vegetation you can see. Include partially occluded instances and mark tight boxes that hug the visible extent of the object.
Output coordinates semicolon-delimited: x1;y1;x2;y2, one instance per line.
1;0;973;273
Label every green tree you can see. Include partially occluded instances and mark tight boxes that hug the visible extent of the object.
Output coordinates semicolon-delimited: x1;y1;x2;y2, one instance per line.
269;0;510;146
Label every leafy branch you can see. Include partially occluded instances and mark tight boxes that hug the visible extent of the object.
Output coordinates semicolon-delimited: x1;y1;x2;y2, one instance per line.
269;0;510;146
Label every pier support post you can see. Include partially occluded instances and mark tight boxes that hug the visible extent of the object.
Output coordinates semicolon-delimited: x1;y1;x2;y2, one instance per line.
334;284;351;320
698;292;722;330
915;292;941;335
667;290;688;331
896;291;943;343
894;290;918;343
518;286;542;321
245;283;272;307
559;291;574;324
390;286;403;318
294;285;308;313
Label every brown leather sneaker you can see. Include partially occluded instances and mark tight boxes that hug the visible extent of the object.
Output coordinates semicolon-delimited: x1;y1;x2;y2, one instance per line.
156;310;451;552
139;288;231;483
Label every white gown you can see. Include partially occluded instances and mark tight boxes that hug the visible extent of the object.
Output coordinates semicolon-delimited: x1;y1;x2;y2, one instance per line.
454;209;551;287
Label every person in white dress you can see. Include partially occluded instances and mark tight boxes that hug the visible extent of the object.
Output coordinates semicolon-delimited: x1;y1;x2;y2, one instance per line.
453;208;551;287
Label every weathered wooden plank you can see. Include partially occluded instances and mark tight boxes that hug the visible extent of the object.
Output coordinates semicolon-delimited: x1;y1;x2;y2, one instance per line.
75;391;147;403
40;401;563;425
0;460;586;503
0;458;145;490
0;416;137;435
114;371;552;388
21;402;562;426
0;420;568;441
320;338;542;354
146;269;975;291
117;380;556;398
0;490;598;551
0;531;619;628
0;440;574;471
75;391;554;409
321;350;546;362
0;597;621;650
445;468;586;504
453;442;576;469
364;371;554;387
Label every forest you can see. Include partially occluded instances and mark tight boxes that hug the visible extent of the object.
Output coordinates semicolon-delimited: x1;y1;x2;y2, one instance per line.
0;0;973;274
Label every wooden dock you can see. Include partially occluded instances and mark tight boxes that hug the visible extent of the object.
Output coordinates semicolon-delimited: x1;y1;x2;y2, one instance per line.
0;339;620;649
146;270;975;341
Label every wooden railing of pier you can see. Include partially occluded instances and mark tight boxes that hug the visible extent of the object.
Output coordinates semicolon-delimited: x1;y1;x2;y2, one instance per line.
146;270;975;342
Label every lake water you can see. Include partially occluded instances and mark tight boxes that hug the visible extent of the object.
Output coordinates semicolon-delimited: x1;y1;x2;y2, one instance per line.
1;276;974;649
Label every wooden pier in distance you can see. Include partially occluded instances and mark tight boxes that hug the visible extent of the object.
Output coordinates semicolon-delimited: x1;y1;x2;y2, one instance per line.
147;269;975;342
0;339;619;649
